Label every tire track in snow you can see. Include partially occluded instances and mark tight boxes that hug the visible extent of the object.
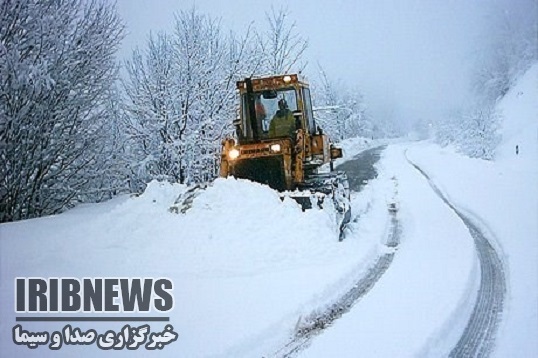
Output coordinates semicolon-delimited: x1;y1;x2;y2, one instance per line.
406;156;506;358
272;146;399;357
273;213;401;358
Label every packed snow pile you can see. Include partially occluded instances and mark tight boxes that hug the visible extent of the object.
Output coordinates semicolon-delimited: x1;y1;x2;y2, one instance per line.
0;165;391;357
123;177;345;276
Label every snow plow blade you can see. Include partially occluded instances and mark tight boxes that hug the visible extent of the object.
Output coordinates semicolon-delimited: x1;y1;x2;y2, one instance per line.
285;171;351;241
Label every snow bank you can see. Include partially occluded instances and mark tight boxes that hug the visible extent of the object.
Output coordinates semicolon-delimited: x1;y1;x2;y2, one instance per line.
0;164;389;357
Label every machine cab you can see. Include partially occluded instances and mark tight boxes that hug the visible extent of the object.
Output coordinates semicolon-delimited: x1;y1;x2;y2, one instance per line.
235;74;317;143
221;74;341;191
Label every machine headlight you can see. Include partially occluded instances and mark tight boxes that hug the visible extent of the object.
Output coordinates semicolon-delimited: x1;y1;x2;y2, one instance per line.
283;75;292;83
228;148;240;160
270;144;281;153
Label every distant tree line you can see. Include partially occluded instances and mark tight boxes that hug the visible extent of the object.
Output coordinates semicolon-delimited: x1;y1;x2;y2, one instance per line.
311;64;393;141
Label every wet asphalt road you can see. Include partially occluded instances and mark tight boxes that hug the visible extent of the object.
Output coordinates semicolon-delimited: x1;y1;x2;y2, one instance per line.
335;146;386;192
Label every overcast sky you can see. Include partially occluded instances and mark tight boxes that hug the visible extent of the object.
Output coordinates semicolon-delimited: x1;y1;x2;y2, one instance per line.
117;0;500;126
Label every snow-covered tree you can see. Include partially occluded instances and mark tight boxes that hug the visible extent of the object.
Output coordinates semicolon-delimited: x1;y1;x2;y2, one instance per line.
0;0;124;222
257;6;308;75
434;104;501;160
86;84;132;198
122;8;260;189
311;66;372;141
122;32;182;189
457;106;501;159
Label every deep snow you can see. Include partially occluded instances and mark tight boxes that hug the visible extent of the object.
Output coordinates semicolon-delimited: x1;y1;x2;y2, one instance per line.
1;65;536;357
0;157;392;357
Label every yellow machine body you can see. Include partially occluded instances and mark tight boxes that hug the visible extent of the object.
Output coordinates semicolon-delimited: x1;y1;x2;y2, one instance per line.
220;74;342;192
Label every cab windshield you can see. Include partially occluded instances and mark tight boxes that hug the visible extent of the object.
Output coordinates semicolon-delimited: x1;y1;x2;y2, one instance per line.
241;88;298;140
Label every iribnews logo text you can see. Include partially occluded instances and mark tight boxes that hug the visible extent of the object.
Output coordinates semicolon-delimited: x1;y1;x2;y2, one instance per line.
15;277;173;313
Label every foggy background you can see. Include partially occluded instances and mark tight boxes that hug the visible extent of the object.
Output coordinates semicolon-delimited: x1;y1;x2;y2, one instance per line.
116;0;524;130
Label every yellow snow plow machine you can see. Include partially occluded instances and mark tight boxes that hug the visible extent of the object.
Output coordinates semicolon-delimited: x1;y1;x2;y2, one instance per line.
220;74;351;239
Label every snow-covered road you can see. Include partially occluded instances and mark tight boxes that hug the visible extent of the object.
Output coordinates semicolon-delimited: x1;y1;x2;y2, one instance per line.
407;154;506;357
299;144;480;357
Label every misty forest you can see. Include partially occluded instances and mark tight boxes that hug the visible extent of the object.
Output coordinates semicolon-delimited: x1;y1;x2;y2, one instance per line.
1;0;536;222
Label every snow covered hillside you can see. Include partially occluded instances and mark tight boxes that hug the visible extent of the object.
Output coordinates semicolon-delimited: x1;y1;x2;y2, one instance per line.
1;66;536;357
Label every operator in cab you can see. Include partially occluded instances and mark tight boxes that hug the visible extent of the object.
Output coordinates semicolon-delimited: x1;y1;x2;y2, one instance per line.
269;98;296;138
